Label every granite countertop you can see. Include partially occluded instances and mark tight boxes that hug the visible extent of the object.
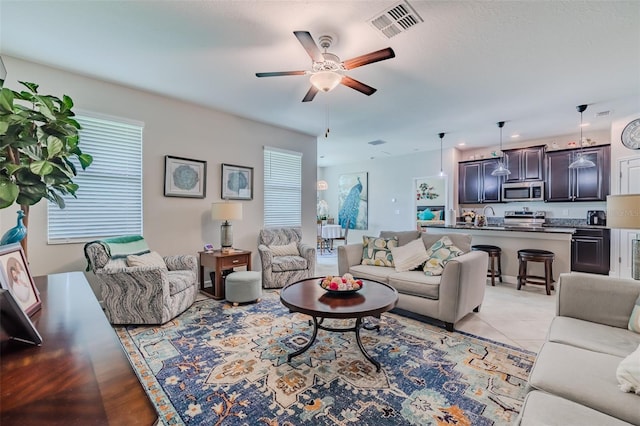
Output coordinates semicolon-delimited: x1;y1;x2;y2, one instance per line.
421;219;610;234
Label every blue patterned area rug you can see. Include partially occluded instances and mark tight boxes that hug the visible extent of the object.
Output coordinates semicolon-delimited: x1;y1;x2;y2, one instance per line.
116;291;535;425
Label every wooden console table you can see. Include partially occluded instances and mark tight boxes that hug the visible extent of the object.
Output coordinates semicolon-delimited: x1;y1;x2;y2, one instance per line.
199;249;252;300
0;272;157;426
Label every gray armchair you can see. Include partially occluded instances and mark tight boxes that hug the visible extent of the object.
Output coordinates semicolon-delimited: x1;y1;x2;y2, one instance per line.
84;238;198;324
258;227;316;289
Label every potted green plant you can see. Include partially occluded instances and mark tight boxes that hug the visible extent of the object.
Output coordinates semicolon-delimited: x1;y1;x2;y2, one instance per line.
0;80;93;254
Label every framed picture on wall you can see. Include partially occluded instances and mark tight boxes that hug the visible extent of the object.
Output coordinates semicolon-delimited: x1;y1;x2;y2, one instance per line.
221;163;253;200
164;155;207;198
338;172;368;230
0;244;41;316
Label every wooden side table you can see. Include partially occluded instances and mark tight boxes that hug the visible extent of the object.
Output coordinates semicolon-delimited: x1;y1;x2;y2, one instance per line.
199;249;252;300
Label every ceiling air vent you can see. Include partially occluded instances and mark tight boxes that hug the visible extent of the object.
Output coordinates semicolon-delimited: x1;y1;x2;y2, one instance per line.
369;0;424;39
368;139;387;146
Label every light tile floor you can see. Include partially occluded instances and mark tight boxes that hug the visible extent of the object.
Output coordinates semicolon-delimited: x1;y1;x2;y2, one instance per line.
316;251;555;353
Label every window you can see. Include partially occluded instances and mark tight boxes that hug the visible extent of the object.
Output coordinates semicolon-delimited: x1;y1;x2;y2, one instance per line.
263;147;302;227
47;113;143;243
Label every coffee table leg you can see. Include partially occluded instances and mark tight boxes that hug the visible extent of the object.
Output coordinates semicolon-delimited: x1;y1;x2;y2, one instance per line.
355;317;381;372
288;316;319;362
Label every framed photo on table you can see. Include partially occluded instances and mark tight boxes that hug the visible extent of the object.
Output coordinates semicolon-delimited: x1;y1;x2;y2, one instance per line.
221;163;253;200
164;155;207;198
0;244;41;316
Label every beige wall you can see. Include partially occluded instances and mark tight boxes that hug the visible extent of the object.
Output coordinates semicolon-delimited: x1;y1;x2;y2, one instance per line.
1;57;318;282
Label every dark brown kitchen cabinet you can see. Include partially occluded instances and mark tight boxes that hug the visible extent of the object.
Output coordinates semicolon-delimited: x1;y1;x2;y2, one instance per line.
545;145;610;202
503;145;545;182
458;159;502;204
571;228;610;275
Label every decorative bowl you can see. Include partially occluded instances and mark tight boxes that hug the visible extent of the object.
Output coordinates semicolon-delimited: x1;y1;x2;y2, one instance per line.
318;274;363;294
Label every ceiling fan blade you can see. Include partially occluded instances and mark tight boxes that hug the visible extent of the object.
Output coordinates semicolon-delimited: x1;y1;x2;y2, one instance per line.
256;71;306;77
342;47;396;70
293;31;324;62
302;86;319;102
341;76;377;96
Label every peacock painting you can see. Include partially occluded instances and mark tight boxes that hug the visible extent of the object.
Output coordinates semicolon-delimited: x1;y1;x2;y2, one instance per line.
338;172;368;230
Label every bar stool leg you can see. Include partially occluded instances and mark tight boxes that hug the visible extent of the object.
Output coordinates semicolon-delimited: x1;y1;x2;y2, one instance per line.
497;254;503;283
544;259;552;295
489;254;496;286
517;258;526;290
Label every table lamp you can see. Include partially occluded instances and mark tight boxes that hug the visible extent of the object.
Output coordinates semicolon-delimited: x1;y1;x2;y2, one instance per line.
211;202;243;250
607;194;640;280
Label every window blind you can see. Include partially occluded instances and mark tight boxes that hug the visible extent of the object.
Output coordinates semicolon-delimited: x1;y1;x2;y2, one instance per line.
263;147;302;227
47;114;143;243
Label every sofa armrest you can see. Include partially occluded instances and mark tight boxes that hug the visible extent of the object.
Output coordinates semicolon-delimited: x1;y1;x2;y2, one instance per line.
257;244;274;268
338;243;364;275
437;250;488;324
556;272;640;329
163;254;197;273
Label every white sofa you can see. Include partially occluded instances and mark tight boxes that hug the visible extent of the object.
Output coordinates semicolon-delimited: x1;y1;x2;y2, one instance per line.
338;230;488;331
517;273;640;425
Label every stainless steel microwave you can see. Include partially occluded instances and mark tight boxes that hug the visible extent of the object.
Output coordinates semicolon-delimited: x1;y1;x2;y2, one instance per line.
502;182;544;202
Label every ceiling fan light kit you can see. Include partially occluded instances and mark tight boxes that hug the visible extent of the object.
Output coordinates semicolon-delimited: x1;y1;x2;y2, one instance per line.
256;31;395;102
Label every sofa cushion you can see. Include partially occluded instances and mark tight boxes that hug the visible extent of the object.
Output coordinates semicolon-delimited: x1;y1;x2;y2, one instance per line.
272;255;308;272
421;233;472;254
126;251;167;269
423;236;463;276
167;270;196;295
547;316;640;358
390;237;429;272
629;295;640;333
517;390;634;426
268;241;299;256
348;264;394;282
529;342;640;425
617;343;640;394
379;230;421;247
361;236;398;267
388;271;441;300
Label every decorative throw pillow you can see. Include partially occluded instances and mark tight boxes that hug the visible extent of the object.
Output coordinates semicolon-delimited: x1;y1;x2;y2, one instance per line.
361;236;398;267
391;237;429;272
423;236;463;276
616;344;640;394
126;251;167;269
268;241;299;256
629;295;640;333
419;209;435;221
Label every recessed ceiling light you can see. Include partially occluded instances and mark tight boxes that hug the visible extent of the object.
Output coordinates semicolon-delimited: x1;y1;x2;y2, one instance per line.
511;134;520;138
457;142;466;146
580;122;590;127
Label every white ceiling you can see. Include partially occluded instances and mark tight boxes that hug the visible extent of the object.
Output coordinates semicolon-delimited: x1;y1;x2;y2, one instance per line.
2;1;639;167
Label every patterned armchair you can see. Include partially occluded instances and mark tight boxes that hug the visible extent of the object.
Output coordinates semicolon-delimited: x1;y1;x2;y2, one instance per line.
258;227;316;289
84;238;198;324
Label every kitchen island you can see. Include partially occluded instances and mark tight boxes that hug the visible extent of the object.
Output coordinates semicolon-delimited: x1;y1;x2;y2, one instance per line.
423;224;574;285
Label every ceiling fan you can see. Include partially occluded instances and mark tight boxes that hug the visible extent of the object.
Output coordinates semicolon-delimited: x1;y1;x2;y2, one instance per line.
256;31;395;102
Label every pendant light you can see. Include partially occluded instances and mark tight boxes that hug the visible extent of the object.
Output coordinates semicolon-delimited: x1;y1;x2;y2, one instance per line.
438;132;446;177
491;121;511;176
568;104;596;169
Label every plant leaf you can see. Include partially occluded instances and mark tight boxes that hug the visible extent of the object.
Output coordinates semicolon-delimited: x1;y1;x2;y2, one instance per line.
78;153;93;169
0;88;14;113
20;81;39;93
46;135;64;158
0;179;19;208
30;160;55;176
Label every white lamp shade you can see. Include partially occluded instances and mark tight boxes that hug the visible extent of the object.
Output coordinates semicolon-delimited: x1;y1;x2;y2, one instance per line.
310;71;342;92
211;202;243;221
606;194;640;229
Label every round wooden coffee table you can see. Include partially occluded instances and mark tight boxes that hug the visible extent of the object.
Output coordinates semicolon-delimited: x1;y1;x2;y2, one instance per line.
280;277;398;372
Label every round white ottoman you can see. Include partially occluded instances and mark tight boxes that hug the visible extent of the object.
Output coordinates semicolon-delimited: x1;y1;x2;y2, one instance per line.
225;271;262;306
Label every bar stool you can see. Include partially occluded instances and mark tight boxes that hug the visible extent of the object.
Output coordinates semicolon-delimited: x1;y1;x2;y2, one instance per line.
517;249;555;295
472;245;502;286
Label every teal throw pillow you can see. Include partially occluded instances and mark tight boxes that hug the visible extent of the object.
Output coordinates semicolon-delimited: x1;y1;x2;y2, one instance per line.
419;209;435;220
361;236;398;267
423;236;464;276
